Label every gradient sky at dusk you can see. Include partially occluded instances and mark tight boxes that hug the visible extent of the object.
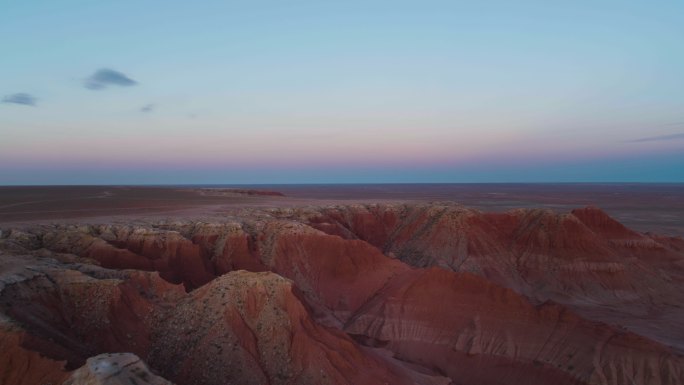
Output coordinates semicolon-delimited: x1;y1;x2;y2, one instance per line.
1;0;684;184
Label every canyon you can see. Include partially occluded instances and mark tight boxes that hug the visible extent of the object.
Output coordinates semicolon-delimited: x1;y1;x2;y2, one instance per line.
1;187;684;385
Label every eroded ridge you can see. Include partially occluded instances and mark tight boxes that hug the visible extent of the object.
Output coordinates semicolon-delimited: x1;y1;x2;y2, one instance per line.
1;203;683;385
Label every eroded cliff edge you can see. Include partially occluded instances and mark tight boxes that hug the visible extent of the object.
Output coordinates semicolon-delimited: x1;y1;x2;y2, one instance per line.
1;203;683;385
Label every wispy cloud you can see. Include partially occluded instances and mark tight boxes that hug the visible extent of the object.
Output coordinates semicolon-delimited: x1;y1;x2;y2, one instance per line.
140;103;155;113
626;133;684;143
661;121;684;127
2;93;37;106
84;68;137;90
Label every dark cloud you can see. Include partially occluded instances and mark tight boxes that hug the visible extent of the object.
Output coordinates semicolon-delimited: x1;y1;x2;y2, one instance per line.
2;93;37;106
84;68;137;90
140;103;155;113
626;133;684;143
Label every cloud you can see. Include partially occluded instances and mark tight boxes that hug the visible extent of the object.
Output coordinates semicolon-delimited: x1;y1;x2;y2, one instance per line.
626;133;684;143
84;68;137;90
140;103;155;113
2;93;37;106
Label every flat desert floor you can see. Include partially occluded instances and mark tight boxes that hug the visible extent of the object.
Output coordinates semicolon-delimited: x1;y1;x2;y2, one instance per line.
1;184;683;235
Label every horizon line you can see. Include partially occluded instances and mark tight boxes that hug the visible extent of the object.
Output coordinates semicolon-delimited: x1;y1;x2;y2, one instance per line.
2;181;684;187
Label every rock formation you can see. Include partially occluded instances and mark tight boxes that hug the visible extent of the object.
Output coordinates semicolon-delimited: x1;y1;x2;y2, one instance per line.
1;203;683;385
64;353;173;385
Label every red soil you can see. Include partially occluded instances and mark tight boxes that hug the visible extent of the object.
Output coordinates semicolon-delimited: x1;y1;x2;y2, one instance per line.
1;203;683;385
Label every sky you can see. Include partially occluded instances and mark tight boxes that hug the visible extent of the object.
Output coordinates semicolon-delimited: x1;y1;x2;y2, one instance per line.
1;0;683;184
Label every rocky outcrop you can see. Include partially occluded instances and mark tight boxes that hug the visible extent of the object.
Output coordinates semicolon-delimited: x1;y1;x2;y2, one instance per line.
345;267;684;385
147;270;416;385
0;325;70;385
301;204;684;350
0;251;425;385
64;353;173;385
1;203;683;385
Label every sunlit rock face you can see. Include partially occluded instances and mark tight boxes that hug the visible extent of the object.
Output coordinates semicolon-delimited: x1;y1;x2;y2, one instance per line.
64;353;173;385
1;203;683;385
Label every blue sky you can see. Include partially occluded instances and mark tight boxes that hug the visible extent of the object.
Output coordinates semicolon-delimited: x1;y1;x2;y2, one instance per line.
1;0;683;184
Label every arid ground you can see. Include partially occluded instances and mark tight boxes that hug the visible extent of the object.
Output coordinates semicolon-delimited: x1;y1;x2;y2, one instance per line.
1;184;683;385
2;184;683;235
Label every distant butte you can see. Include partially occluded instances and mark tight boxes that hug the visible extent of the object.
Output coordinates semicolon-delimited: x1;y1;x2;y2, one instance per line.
1;202;684;385
191;188;286;197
